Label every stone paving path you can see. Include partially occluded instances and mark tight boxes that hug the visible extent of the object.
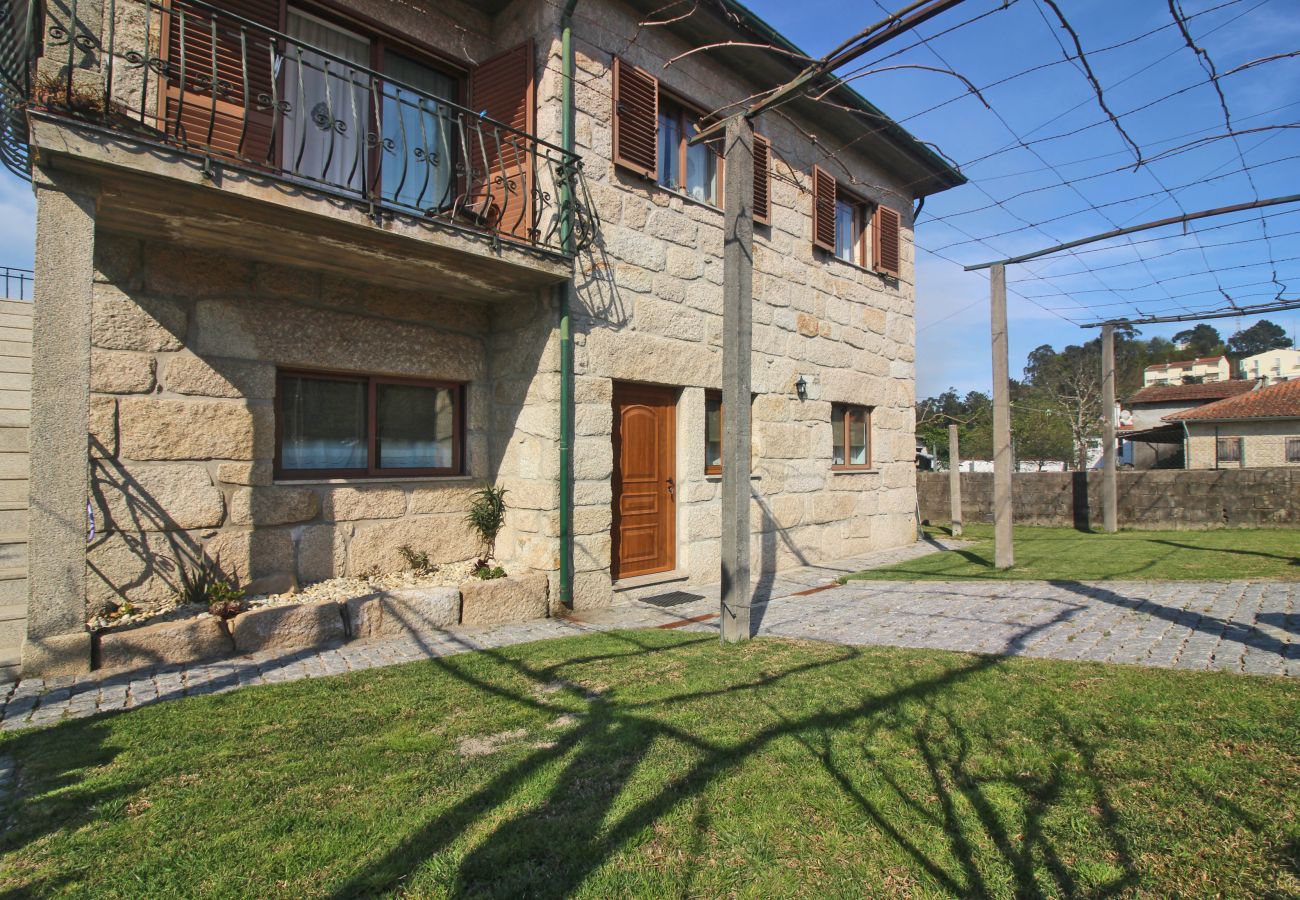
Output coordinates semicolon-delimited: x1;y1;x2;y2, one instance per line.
2;538;1295;731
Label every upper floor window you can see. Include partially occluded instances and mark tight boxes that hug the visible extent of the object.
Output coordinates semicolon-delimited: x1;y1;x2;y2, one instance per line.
613;58;770;220
834;195;868;266
812;165;901;277
657;96;720;205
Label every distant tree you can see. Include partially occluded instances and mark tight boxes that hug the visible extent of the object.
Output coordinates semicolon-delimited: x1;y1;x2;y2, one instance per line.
1012;384;1073;470
1023;342;1102;470
1172;323;1226;357
1227;319;1293;358
915;388;992;468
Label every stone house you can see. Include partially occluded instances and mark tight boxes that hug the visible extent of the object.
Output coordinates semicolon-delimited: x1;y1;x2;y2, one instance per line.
2;0;963;675
1120;380;1259;469
1166;379;1300;469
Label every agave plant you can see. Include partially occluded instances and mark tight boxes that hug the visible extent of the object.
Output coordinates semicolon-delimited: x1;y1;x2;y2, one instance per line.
176;551;245;613
465;485;508;563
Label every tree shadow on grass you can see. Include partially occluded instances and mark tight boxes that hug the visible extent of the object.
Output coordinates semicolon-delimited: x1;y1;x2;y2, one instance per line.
1149;539;1300;567
326;614;1150;898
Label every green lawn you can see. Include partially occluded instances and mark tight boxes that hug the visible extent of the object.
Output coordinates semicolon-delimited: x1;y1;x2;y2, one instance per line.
1;632;1296;897
845;524;1300;582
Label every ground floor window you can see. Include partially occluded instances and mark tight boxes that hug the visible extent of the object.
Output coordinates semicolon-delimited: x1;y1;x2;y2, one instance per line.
1215;436;1242;467
276;370;463;478
832;404;871;469
705;390;722;474
1286;437;1300;463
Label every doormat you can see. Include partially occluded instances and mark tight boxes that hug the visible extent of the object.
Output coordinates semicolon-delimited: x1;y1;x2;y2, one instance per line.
639;591;705;608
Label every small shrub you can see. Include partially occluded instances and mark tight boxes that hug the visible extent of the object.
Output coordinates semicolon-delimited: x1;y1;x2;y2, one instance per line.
472;564;507;581
397;544;436;575
176;552;244;610
465;486;508;562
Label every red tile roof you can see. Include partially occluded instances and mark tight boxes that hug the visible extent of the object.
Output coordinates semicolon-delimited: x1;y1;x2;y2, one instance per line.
1128;380;1258;405
1165;378;1300;421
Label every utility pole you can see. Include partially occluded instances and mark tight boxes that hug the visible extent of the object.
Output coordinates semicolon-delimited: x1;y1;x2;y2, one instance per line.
1101;323;1117;533
948;423;962;538
990;263;1013;569
720;116;754;643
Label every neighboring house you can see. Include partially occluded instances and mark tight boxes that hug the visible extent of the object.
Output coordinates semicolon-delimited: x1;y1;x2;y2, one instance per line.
1238;348;1300;385
0;0;963;674
1119;380;1259;469
1165;379;1300;469
1142;356;1231;386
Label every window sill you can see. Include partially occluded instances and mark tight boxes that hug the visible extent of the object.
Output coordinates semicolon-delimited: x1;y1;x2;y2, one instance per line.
274;474;477;486
653;183;723;216
831;468;879;475
825;254;887;278
703;473;762;482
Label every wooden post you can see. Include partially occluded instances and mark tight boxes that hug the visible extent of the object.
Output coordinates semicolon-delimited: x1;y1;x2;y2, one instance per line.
948;423;962;538
1101;323;1117;533
720;117;754;643
990;263;1014;569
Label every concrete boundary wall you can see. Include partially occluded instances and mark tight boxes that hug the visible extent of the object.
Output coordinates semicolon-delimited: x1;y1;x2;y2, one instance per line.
918;469;1300;530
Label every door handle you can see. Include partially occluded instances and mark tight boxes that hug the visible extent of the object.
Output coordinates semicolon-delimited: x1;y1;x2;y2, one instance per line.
666;477;675;498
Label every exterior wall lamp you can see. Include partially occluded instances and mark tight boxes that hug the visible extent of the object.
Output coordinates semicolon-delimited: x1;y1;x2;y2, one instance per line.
794;375;808;400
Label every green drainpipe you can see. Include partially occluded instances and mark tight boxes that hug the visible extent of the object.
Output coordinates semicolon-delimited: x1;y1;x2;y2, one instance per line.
558;0;579;608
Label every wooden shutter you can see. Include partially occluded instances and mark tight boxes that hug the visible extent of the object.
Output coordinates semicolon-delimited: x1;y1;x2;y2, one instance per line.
162;0;279;162
468;41;536;241
752;133;771;225
612;57;657;178
812;164;836;252
873;204;902;277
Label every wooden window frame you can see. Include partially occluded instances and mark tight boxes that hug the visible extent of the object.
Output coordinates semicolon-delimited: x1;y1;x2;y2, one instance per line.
704;389;722;475
1286;437;1300;463
831;403;873;471
833;187;871;268
656;92;723;208
1215;435;1242;467
274;368;465;480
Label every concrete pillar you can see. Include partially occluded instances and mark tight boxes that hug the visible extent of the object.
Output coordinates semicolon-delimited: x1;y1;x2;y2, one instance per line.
720;116;753;643
1101;323;1117;533
990;263;1013;569
23;168;99;677
948;423;962;537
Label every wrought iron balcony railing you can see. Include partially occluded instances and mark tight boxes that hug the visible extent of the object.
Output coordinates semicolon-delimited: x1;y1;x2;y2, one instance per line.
1;0;596;256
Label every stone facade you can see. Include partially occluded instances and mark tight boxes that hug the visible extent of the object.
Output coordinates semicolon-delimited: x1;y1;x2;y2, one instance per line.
1184;420;1300;469
26;0;948;668
918;469;1300;529
86;238;556;612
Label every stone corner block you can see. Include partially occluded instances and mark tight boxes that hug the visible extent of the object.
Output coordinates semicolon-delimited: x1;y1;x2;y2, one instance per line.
346;586;460;639
22;632;93;678
459;573;549;626
94;617;231;673
230;599;345;655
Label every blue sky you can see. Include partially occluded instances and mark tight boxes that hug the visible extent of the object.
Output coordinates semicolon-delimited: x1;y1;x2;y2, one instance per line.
753;0;1300;395
3;0;1300;396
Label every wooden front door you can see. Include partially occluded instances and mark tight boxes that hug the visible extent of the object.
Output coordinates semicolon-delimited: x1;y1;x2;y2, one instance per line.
612;383;677;580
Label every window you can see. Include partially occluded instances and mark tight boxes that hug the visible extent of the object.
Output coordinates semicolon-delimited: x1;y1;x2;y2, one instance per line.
705;390;722;474
381;51;460;210
1215;436;1242;467
657;96;720;205
1287;437;1300;463
276;371;462;478
811;166;901;277
613;58;769;215
834;196;866;266
832;404;871;469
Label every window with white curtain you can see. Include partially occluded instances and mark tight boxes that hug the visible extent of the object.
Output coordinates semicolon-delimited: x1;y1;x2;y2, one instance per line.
282;10;372;194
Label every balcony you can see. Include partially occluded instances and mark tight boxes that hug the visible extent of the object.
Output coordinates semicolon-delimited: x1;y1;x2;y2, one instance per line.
2;0;596;297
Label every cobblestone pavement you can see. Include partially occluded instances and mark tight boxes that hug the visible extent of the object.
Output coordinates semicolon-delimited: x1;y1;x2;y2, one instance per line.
2;539;1295;731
